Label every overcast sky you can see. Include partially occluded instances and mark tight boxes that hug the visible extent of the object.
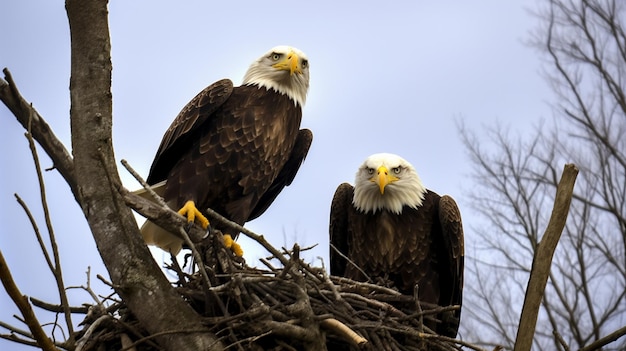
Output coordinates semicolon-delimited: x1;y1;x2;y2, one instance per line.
0;0;551;348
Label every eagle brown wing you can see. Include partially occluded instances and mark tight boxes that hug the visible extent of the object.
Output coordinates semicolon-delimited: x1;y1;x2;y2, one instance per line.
329;182;354;277
248;129;313;221
156;84;303;232
437;195;464;337
146;79;233;184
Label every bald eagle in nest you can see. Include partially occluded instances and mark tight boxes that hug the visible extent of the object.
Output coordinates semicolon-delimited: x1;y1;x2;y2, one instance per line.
139;46;312;256
330;153;464;337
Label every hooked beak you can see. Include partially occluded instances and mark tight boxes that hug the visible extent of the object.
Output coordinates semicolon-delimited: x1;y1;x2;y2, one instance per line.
373;166;398;194
273;50;302;75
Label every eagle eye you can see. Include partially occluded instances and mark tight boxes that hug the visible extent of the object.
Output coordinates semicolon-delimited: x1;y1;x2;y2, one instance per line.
392;167;402;174
301;59;309;68
270;53;282;61
366;167;374;175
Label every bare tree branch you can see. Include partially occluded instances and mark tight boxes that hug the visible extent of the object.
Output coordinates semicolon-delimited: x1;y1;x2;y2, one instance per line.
24;124;75;340
0;251;56;351
0;69;77;198
580;325;626;351
514;163;579;351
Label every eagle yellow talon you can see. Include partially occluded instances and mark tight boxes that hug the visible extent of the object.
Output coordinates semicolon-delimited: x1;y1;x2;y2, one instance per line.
223;234;244;257
177;200;210;229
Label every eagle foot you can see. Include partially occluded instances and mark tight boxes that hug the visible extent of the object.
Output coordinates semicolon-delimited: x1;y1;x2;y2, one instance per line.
223;234;244;257
178;200;210;229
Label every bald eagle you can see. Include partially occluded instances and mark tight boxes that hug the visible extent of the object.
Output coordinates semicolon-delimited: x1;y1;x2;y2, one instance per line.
140;46;312;256
329;153;464;337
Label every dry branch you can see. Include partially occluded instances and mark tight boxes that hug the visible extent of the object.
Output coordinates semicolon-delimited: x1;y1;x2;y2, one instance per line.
0;68;77;199
0;251;56;351
514;163;579;351
579;325;626;351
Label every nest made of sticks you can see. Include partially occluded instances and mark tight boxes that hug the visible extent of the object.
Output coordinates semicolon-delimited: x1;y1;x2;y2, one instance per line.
74;209;476;351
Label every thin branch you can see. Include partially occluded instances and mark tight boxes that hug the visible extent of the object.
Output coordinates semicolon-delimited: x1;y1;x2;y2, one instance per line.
579;325;626;351
74;314;109;351
0;250;56;351
29;298;88;314
320;318;367;346
13;194;55;272
329;243;373;283
204;207;291;268
25;115;74;340
0;69;77;199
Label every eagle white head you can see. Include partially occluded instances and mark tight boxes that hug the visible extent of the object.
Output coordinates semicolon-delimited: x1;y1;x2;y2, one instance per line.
353;153;426;215
242;45;310;107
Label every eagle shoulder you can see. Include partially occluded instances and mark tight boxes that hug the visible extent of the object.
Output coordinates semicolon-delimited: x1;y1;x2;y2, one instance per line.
147;79;234;184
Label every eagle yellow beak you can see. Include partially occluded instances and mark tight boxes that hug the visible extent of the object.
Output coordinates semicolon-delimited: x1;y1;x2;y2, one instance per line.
273;50;302;75
375;166;399;194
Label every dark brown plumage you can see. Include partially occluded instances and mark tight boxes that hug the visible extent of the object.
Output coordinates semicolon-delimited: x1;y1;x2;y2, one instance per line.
140;46;312;255
329;153;463;337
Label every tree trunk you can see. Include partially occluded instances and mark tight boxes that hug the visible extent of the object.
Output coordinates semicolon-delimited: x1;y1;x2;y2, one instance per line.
65;0;223;349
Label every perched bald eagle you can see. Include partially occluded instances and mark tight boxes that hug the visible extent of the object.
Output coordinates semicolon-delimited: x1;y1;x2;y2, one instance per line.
329;153;464;337
140;45;312;256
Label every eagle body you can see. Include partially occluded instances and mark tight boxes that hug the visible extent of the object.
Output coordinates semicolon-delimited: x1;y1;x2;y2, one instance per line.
333;187;446;299
148;83;303;227
141;46;312;255
329;153;463;337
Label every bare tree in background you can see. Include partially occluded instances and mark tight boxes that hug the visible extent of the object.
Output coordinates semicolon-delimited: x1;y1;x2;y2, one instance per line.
459;0;626;349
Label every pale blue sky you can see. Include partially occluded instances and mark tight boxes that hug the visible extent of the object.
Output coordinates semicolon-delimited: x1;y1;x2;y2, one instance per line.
0;0;549;348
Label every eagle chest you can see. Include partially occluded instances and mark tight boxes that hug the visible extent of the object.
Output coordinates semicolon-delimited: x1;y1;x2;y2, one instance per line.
350;209;433;272
246;95;300;164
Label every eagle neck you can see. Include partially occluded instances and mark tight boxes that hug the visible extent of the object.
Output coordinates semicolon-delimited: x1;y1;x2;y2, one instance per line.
353;181;426;215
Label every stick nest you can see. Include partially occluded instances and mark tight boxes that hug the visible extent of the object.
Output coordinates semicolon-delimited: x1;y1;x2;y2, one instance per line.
75;225;471;351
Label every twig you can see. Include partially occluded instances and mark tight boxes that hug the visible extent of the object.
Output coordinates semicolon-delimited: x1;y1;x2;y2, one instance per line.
29;298;88;314
0;250;56;351
223;330;272;350
66;267;102;306
417;331;489;351
514;164;579;351
553;330;570;351
330;243;373;282
0;320;33;340
120;159;168;209
117;328;213;351
13;194;54;271
579;325;626;351
320;318;367;346
204;208;291;267
24;119;74;339
413;284;424;333
75;314;109;351
0;334;39;348
330;276;403;296
0;68;77;198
